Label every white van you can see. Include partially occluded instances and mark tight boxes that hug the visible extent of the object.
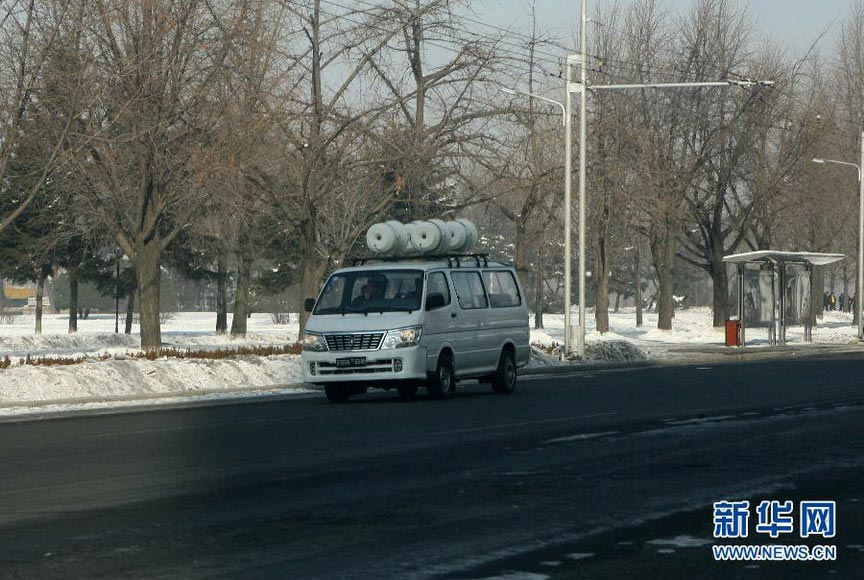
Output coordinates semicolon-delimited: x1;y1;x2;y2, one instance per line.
301;256;530;402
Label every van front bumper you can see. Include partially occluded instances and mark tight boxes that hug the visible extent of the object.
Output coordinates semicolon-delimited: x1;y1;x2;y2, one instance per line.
302;346;428;384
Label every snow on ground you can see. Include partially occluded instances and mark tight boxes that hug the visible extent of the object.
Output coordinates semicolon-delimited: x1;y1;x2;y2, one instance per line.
529;307;861;359
0;308;859;413
0;313;305;411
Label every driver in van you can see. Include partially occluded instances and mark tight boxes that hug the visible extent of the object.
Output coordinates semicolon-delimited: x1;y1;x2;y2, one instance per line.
352;283;372;307
352;279;385;307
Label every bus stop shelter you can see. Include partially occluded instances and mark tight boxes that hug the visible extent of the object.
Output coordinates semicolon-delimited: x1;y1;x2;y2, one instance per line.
722;251;845;346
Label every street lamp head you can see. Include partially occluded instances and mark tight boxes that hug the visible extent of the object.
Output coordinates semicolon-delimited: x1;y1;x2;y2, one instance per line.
497;85;516;95
812;158;825;164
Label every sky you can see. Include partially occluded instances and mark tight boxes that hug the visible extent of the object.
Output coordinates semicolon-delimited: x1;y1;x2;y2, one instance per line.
475;0;851;59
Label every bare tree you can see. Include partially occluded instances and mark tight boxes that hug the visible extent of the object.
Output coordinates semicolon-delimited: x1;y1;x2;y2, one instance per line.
73;0;240;350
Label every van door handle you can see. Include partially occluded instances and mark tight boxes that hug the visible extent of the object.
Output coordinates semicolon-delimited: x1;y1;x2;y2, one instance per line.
451;312;457;318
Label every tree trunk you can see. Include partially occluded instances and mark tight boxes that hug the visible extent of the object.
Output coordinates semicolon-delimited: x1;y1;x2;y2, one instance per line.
534;246;545;329
136;241;162;351
230;252;252;337
711;257;730;328
35;275;44;335
216;255;228;335
68;268;79;334
595;230;611;334
635;245;643;327
652;232;676;331
514;223;528;284
811;265;824;325
298;252;328;335
125;287;136;334
614;292;621;313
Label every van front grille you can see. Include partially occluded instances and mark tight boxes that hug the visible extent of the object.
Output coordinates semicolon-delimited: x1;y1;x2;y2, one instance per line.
325;333;384;351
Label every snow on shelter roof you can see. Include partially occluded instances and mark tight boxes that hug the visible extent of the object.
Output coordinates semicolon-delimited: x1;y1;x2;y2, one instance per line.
722;250;845;266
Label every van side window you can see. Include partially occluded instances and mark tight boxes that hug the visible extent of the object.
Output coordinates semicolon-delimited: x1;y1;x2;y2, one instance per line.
426;272;451;307
451;271;488;310
483;270;522;308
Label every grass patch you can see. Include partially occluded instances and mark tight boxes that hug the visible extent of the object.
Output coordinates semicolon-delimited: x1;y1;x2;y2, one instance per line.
0;343;303;370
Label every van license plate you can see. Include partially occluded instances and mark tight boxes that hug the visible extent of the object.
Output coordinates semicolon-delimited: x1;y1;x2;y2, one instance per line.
336;357;366;367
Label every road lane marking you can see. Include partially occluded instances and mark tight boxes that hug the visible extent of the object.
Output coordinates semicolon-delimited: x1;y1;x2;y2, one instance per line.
664;415;736;426
541;431;619;444
427;412;616;436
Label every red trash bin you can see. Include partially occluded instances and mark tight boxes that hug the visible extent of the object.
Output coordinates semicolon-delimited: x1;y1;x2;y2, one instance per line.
725;319;741;347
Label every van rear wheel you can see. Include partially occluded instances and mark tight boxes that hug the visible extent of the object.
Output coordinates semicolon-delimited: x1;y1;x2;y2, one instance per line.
427;354;455;400
491;350;517;394
324;384;351;403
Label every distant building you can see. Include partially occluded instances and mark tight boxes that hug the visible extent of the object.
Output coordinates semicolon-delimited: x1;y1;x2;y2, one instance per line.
3;284;36;309
0;282;50;314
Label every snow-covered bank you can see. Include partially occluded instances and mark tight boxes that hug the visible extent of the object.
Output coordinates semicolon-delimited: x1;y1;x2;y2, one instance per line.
0;313;305;412
0;354;306;406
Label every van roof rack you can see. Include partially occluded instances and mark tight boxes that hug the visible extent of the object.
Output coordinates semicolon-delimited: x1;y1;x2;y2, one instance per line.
353;253;493;268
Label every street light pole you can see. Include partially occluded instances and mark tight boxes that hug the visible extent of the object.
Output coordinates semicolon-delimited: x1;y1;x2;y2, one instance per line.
497;85;571;353
565;56;574;356
812;148;864;342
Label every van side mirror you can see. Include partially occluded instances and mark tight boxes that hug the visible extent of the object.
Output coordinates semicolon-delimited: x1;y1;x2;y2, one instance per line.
426;293;446;311
304;298;316;313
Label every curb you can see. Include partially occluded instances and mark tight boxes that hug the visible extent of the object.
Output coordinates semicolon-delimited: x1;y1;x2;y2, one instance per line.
521;344;864;376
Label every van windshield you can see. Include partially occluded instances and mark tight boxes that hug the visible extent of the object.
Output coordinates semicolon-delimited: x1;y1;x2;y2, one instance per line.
314;269;425;314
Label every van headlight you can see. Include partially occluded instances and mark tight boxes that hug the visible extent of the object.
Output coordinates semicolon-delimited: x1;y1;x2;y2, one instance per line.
380;326;422;349
302;332;328;352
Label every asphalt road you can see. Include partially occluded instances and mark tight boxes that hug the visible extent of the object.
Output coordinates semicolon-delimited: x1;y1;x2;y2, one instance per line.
1;354;863;579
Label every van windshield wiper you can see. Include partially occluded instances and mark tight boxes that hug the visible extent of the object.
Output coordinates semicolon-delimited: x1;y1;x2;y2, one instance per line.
314;307;350;315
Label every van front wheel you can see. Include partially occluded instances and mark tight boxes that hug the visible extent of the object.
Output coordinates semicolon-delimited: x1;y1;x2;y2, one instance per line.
427;355;455;400
491;350;517;394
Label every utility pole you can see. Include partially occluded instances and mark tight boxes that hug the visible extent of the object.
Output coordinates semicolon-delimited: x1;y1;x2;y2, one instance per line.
115;250;120;334
859;130;863;341
577;0;588;357
565;0;772;357
504;1;773;357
